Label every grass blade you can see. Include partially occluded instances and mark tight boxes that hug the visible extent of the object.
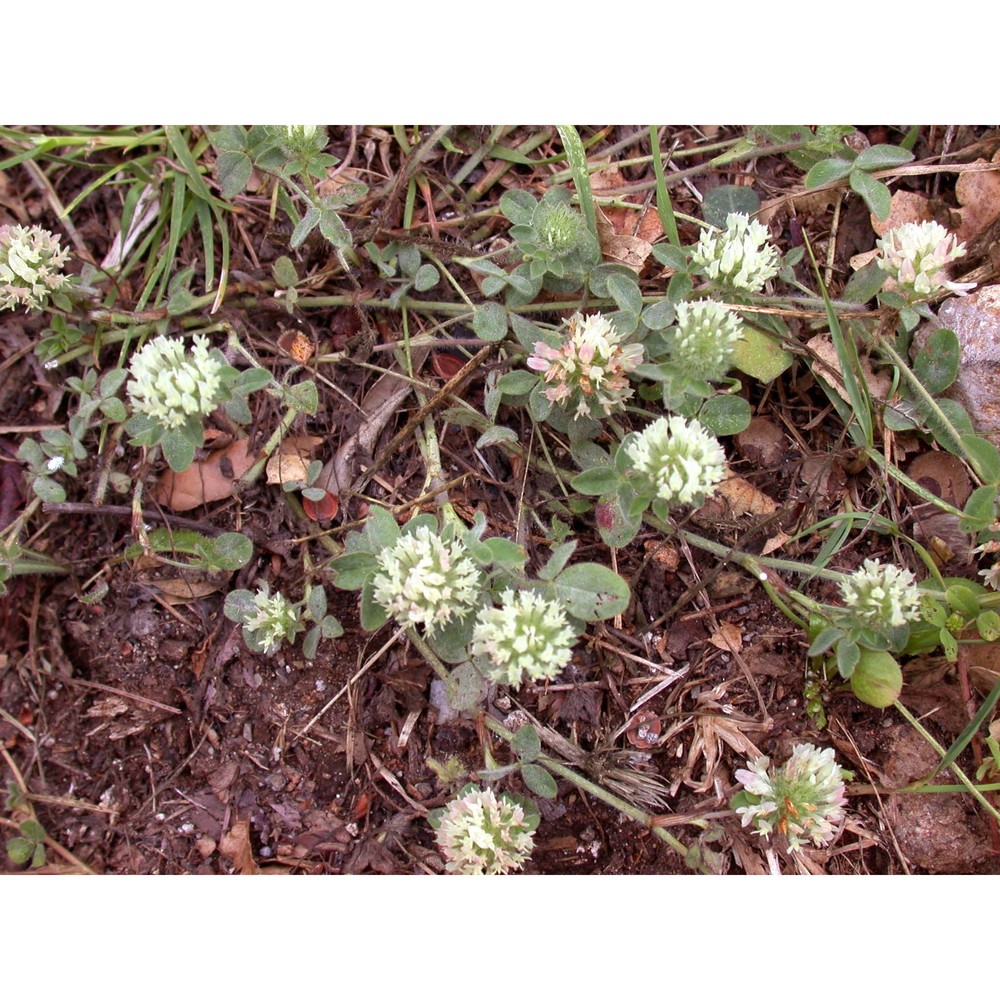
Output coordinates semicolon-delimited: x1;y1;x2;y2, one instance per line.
164;126;219;207
556;125;597;238
934;677;1000;778
805;233;874;448
649;126;680;247
195;198;214;293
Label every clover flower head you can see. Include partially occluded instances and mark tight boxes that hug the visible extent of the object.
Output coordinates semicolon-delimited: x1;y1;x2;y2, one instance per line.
471;590;576;686
433;785;535;875
0;224;71;312
734;743;848;853
244;585;300;655
690;213;780;292
625;415;727;507
535;200;588;257
672;299;744;381
372;525;480;635
285;124;319;143
839;558;921;628
269;124;327;159
126;334;225;431
876;221;975;300
526;311;644;420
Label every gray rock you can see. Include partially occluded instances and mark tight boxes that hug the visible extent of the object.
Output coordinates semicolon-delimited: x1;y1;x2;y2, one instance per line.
913;285;1000;445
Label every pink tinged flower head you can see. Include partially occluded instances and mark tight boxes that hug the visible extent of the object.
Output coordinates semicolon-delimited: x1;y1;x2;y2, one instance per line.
526;343;561;371
0;224;71;312
876;221;975;300
526;311;643;420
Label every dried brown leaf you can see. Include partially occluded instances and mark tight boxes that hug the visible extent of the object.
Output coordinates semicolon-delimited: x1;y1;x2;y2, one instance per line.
734;417;786;467
709;620;743;653
806;333;891;404
151;577;224;602
906;451;972;508
761;531;791;556
207;760;240;802
799;456;847;502
265;434;323;486
870;190;934;237
595;205;652;273
716;476;779;518
220;819;260;874
154;438;256;512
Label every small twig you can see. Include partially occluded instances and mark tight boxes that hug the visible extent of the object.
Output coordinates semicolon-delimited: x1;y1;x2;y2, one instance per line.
61;677;182;716
326;125;358;182
41;502;229;537
357;342;494;488
0;704;36;743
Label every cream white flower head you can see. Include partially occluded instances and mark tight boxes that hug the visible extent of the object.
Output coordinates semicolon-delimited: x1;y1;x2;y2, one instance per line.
245;585;300;654
0;224;71;312
839;558;921;629
672;299;744;381
471;590;576;686
690;213;780;292
735;743;848;853
876;221;975;300
527;311;644;420
126;334;224;431
625;415;727;507
371;525;480;634
433;785;535;875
